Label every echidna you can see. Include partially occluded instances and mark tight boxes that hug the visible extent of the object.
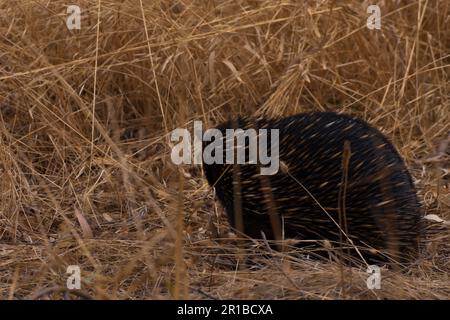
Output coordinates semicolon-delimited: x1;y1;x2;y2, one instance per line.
202;112;423;265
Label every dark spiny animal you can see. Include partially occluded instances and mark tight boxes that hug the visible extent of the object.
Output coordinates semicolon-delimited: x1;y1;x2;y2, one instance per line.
202;112;423;265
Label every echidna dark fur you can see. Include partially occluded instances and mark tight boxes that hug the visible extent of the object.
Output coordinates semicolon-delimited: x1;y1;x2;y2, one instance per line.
202;112;423;265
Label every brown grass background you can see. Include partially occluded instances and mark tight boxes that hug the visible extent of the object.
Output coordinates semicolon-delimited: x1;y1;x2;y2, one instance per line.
0;0;449;299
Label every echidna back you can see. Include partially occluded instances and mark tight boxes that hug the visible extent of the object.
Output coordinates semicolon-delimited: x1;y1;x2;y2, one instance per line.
203;112;423;264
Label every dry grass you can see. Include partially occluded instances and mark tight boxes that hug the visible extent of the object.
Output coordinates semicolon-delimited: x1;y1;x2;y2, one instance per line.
0;0;449;300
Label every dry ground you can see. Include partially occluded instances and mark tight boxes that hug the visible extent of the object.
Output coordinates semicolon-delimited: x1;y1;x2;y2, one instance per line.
0;0;449;299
